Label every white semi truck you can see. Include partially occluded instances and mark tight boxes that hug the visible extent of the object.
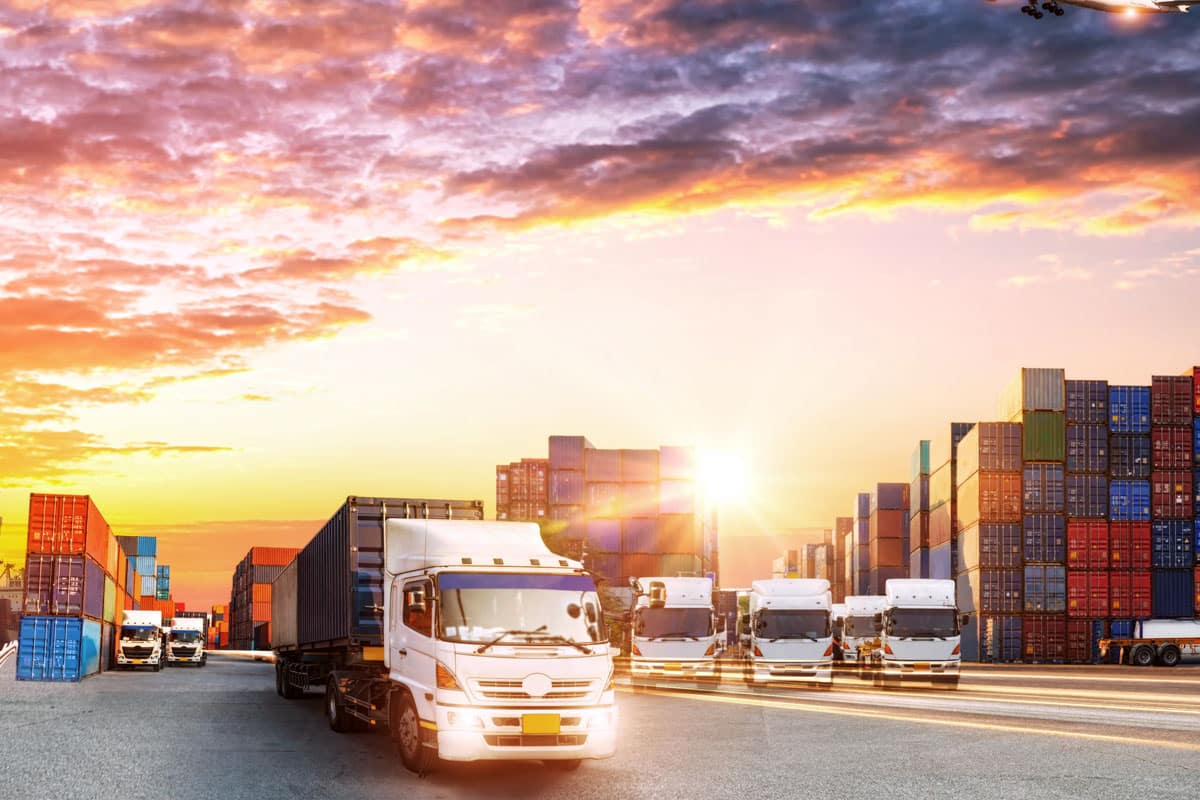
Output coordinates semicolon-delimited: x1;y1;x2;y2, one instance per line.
167;615;207;667
629;576;719;681
274;497;616;774
1100;619;1200;667
870;579;966;688
743;579;834;686
117;609;164;671
841;595;887;664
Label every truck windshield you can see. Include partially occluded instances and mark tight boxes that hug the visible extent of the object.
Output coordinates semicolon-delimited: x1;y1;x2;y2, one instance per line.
170;631;203;643
844;615;882;637
437;572;605;645
887;609;959;638
756;610;829;640
634;607;712;638
122;627;158;641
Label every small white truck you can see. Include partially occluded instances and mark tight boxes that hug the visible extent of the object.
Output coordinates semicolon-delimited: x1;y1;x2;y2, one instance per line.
1100;619;1200;667
870;579;966;688
629;576;719;681
841;595;887;665
167;616;207;667
117;609;164;671
743;579;834;687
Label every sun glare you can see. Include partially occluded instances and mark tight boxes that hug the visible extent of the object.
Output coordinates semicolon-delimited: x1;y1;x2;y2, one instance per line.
698;450;751;505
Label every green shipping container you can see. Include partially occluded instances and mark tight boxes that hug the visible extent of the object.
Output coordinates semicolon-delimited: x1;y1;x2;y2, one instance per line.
912;440;931;480
1022;412;1066;462
155;589;170;601
103;576;117;623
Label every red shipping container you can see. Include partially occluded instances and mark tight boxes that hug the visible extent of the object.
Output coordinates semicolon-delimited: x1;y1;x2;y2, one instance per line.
1191;367;1200;415
1109;570;1152;618
869;537;907;568
1151;427;1193;470
1151;375;1193;426
27;494;112;568
1109;523;1151;569
1066;619;1102;664
1066;571;1109;618
622;553;659;579
957;471;1022;525
249;546;301;567
1023;615;1066;663
1066;521;1108;569
871;509;908;539
929;503;952;547
1151;470;1193;519
1195;566;1200;613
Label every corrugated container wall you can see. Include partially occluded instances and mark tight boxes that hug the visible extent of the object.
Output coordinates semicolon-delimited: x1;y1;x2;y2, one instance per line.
1066;380;1108;425
1151;376;1193;426
999;368;1066;421
1109;386;1151;434
270;559;298;650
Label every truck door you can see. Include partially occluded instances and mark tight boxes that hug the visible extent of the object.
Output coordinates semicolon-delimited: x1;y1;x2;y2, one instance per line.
395;578;437;697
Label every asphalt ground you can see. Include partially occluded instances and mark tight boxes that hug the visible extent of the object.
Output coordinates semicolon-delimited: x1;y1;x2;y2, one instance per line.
2;655;1198;799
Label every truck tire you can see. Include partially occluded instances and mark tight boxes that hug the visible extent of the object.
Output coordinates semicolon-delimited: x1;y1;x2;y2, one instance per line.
1157;645;1181;667
1131;645;1156;667
395;693;435;774
326;677;354;733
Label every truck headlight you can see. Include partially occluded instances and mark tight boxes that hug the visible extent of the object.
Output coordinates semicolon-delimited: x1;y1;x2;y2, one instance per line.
445;711;484;729
587;711;613;729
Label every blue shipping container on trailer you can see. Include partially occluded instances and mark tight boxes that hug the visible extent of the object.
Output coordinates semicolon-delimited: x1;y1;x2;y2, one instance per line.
1151;520;1195;569
1023;463;1065;513
16;616;102;682
1066;475;1108;518
1024;515;1065;563
1066;425;1108;474
1151;570;1195;618
1110;480;1151;521
1024;565;1066;613
1109;386;1151;434
1066;380;1108;425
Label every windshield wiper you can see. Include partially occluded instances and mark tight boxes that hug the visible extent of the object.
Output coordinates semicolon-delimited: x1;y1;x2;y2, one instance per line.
529;633;593;654
649;631;704;641
475;625;548;654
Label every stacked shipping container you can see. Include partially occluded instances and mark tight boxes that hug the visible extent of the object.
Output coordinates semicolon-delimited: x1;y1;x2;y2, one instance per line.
496;458;549;522
910;441;931;580
1150;376;1195;619
928;423;975;581
833;517;853;602
852;493;870;595
228;547;299;650
869;483;910;593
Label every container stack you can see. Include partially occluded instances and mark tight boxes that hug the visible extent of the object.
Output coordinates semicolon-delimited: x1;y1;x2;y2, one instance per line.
910;440;931;579
229;546;299;650
928;423;975;580
812;530;833;585
547;435;589;559
956;423;1023;662
1193;368;1200;610
118;535;159;599
868;483;910;594
17;494;135;681
496;458;549;522
852;493;871;595
833;517;853;602
208;604;228;649
1003;368;1068;663
155;565;170;601
1149;375;1195;620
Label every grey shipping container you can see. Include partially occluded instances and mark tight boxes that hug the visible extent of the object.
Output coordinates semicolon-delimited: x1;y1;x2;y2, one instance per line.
549;436;592;471
272;559;298;650
293;496;484;652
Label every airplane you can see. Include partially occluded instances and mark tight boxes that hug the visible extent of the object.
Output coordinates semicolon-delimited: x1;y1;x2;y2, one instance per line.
986;0;1190;18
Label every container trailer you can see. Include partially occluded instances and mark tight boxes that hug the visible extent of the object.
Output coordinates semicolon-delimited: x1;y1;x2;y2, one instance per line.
167;615;207;667
273;497;615;773
868;579;966;688
627;576;719;681
116;609;163;671
741;578;834;686
839;595;886;664
1100;619;1200;667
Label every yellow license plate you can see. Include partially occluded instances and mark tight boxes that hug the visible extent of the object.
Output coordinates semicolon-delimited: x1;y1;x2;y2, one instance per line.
522;714;561;734
133;660;144;664
664;663;682;671
914;662;930;670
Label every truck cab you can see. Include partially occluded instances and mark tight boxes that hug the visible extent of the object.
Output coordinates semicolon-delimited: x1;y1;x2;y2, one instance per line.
117;609;164;671
841;595;886;664
382;520;616;772
743;579;833;686
873;579;966;688
628;576;719;681
167;616;207;667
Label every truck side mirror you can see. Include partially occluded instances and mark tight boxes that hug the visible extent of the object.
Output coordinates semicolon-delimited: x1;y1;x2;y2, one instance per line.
405;587;427;615
960;614;970;627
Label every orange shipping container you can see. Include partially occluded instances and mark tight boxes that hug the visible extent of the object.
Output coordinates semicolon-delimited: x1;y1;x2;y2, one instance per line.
252;584;272;603
622;553;659;579
250;547;301;567
116;552;127;593
252;601;272;622
27;494;112;569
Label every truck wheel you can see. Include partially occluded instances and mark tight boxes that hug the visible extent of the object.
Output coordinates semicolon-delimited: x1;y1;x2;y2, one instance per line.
1131;646;1156;667
396;693;434;774
1157;645;1181;667
326;677;354;733
546;759;583;771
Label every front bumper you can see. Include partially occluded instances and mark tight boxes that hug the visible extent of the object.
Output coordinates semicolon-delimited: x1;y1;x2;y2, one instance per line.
631;658;718;679
434;705;617;762
880;659;959;678
748;660;833;684
167;651;204;663
117;651;161;665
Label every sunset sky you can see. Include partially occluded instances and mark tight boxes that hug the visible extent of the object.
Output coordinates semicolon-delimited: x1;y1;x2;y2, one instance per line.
1;0;1198;608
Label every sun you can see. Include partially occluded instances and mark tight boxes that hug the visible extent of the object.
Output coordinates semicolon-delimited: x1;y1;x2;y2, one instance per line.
698;450;751;505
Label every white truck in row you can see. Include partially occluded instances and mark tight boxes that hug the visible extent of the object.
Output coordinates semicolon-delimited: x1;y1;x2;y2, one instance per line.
839;595;887;664
629;576;720;681
117;609;164;671
743;579;835;687
870;579;966;688
167;615;207;667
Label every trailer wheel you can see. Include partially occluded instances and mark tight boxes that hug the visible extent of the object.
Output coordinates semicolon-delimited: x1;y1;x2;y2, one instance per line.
326;677;354;733
1131;645;1156;667
396;693;434;774
1157;645;1181;667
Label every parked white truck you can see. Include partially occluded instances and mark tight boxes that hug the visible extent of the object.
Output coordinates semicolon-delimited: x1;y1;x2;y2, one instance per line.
117;609;164;671
629;576;719;681
167;615;207;667
841;595;887;664
1100;619;1200;667
274;498;616;774
870;579;966;689
743;579;834;686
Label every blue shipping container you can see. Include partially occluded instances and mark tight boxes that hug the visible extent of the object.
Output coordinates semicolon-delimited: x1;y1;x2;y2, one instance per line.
157;565;170;578
1066;380;1108;425
16;616;101;682
1109;386;1150;434
962;568;1024;614
910;475;930;515
1195;426;1200;467
137;536;157;557
1024;565;1066;612
930;541;953;579
988;616;1024;663
958;523;1022;570
133;556;156;577
1151;519;1195;569
1195;469;1200;517
1109;435;1151;479
622;519;657;553
909;548;930;580
857;493;871;519
1151;569;1195;618
872;483;909;513
1065;475;1108;518
1024;463;1065;513
1110;480;1151;521
1109;619;1134;638
1066;425;1108;474
586;520;621;553
1023;515;1065;563
1090;619;1107;665
139;575;156;597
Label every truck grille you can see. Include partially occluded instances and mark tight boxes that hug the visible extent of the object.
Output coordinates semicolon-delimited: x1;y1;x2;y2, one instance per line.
173;647;197;657
483;734;587;747
123;646;156;658
473;679;593;702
